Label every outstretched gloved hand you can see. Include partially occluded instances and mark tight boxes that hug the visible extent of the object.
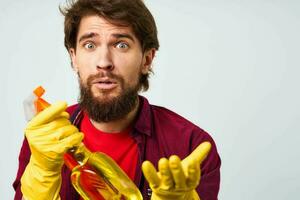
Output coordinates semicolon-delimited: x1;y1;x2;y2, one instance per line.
142;141;211;200
21;101;83;200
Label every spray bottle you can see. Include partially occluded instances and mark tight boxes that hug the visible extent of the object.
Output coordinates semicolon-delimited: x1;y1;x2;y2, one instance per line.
23;86;143;200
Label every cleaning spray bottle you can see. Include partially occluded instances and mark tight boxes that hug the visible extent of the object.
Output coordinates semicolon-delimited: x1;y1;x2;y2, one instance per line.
23;86;143;200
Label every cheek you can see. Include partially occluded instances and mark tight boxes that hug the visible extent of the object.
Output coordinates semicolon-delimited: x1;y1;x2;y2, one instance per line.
117;59;142;86
77;67;91;86
76;55;95;83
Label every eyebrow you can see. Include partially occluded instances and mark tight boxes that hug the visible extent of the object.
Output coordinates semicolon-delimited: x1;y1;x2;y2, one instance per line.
78;32;99;43
111;33;135;42
78;32;135;43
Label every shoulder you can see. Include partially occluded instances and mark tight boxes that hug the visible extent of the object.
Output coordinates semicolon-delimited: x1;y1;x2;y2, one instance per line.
151;105;193;124
150;104;221;171
150;104;208;136
149;104;215;148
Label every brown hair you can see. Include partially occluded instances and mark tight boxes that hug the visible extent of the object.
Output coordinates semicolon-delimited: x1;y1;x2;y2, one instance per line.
60;0;159;91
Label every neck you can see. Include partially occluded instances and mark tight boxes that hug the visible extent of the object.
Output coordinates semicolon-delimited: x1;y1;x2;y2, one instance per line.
90;97;140;133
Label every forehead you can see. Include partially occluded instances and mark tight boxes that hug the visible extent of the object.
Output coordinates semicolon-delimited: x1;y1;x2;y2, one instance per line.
77;15;136;40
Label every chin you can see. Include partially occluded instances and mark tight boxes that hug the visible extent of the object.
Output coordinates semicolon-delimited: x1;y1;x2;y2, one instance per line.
92;89;120;101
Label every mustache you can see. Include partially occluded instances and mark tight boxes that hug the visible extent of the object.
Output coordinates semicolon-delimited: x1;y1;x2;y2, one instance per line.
86;72;124;85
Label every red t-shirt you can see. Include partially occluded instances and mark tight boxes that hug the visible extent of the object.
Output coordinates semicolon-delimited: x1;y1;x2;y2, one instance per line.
80;112;138;181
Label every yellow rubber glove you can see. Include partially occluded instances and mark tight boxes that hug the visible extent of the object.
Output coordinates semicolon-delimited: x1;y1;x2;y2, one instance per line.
142;141;211;200
21;101;84;200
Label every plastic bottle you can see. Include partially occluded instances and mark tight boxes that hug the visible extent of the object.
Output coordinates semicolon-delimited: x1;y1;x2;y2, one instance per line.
25;86;143;200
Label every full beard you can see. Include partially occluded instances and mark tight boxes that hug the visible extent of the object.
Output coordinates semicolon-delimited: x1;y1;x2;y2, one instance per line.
78;73;140;123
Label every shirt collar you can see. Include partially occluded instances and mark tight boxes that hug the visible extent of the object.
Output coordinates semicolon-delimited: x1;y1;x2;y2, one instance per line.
133;95;152;136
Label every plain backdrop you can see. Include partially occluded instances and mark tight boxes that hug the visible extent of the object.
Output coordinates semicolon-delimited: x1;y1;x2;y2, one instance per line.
1;0;299;199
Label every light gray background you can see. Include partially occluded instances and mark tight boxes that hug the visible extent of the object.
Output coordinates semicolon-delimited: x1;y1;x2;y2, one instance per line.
1;0;299;199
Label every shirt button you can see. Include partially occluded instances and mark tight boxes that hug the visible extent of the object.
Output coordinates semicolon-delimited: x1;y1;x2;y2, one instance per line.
147;188;152;197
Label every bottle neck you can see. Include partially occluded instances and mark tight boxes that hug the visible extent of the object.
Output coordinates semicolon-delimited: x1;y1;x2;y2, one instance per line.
63;143;92;170
63;153;78;170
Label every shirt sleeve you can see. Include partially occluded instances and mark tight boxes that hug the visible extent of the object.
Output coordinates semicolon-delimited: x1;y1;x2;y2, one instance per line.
13;137;31;200
192;128;221;200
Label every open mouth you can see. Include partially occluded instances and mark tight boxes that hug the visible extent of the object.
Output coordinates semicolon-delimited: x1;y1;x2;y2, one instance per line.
98;80;114;84
93;79;118;90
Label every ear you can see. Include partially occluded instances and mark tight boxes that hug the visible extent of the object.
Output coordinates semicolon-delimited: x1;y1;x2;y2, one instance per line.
69;48;78;72
141;48;156;74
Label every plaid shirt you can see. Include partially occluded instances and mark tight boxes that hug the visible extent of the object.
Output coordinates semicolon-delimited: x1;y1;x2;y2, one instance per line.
13;96;221;200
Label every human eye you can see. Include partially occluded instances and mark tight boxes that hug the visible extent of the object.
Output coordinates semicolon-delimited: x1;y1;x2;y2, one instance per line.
115;42;129;49
83;42;96;49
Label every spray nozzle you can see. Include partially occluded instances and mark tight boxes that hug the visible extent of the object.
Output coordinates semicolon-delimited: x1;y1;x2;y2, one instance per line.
23;86;50;121
33;86;50;113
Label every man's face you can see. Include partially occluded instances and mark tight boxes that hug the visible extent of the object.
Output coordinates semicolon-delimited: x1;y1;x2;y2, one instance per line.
69;15;154;122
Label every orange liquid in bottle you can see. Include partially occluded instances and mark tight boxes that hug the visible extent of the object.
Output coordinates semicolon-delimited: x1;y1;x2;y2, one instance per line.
64;153;116;200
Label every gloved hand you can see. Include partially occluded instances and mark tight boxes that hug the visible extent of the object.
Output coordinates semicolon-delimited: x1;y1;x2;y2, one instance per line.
21;101;84;200
142;141;211;200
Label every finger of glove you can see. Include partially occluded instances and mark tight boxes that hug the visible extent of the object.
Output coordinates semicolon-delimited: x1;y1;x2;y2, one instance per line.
25;118;72;139
59;111;69;119
182;142;211;168
186;160;201;189
158;157;174;190
50;125;79;141
142;161;160;188
54;131;84;153
169;155;187;189
27;101;68;128
27;128;81;157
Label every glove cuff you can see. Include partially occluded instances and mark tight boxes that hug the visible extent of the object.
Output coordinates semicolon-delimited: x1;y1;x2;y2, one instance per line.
21;158;62;200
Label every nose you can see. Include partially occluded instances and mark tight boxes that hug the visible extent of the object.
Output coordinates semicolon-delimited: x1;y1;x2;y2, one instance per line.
96;47;114;71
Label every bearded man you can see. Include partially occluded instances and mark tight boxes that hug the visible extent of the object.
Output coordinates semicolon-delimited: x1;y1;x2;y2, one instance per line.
13;0;221;199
